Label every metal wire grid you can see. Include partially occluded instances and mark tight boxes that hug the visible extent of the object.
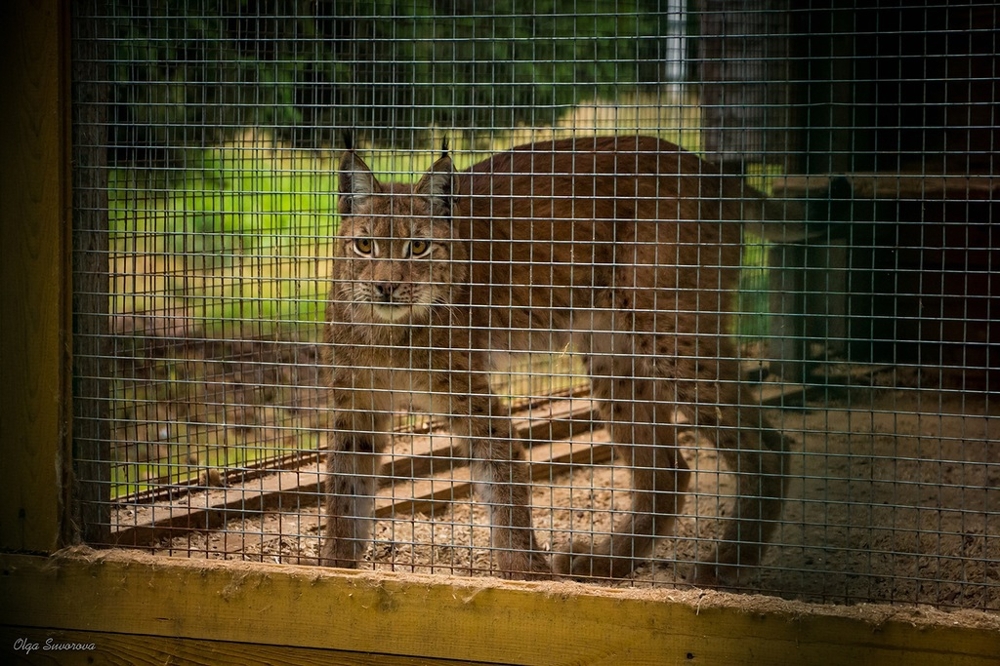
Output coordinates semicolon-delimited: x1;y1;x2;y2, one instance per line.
70;1;998;610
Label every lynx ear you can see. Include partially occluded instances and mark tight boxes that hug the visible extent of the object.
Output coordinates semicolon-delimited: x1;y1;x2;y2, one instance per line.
338;150;378;214
416;154;454;216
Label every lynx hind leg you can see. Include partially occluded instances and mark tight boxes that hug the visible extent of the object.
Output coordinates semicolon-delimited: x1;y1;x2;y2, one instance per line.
553;376;692;580
688;397;787;588
319;412;390;569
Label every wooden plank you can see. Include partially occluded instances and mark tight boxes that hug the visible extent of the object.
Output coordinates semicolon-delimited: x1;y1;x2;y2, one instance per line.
1;551;998;666
113;391;597;507
755;364;897;407
112;398;600;546
773;173;1000;201
0;0;70;553
115;378;885;551
111;468;325;547
376;431;614;518
123;434;612;558
515;397;601;445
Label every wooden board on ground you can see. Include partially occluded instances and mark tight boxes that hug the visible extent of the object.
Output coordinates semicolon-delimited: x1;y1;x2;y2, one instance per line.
111;396;601;548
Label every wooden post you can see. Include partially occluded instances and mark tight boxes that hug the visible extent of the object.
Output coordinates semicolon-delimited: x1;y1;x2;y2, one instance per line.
696;0;795;172
0;0;73;553
70;0;111;545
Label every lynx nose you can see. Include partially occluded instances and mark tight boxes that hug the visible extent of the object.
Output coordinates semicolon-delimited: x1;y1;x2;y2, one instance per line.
374;282;399;301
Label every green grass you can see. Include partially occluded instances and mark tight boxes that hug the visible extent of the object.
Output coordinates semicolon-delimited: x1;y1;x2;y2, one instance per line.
735;240;772;342
733;163;786;345
110;137;339;342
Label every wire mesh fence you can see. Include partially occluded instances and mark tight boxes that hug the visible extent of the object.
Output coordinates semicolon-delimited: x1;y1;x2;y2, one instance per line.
71;0;998;611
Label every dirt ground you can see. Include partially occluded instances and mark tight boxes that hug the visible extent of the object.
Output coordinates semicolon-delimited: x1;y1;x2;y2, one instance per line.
149;370;999;613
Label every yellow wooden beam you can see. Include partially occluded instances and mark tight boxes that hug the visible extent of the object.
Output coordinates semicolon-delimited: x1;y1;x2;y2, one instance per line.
0;0;72;552
2;550;998;666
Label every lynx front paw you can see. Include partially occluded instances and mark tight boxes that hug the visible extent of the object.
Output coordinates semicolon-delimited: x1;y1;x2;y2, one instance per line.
318;538;366;569
317;555;362;569
497;550;552;580
552;540;637;580
684;562;744;589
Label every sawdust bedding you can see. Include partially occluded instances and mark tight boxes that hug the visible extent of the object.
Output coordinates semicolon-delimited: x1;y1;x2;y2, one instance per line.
155;383;1000;614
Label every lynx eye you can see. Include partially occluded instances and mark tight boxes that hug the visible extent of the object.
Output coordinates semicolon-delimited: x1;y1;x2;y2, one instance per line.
352;238;376;256
407;239;432;257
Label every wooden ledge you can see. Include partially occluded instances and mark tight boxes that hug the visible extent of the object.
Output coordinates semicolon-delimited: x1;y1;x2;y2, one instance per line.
773;173;1000;201
2;549;998;665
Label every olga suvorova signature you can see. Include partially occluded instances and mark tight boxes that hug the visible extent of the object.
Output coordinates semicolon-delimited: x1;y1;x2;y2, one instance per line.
13;637;96;655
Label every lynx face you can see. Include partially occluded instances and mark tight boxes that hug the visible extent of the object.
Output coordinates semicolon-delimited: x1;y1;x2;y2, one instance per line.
331;151;464;326
335;214;452;324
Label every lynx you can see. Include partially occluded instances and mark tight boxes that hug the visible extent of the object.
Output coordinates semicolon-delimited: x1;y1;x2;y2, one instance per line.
321;135;788;585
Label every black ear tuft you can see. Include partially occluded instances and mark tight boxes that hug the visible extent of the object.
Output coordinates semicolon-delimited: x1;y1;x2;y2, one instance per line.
441;137;449;158
338;149;377;215
343;132;354;151
415;154;454;217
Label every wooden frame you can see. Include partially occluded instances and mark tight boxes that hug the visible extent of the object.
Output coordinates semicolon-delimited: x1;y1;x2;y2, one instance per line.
2;3;998;664
3;548;998;666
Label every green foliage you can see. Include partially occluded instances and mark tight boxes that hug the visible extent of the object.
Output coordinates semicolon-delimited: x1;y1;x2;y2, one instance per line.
108;138;337;339
735;239;771;342
391;0;667;130
111;144;336;246
109;0;675;167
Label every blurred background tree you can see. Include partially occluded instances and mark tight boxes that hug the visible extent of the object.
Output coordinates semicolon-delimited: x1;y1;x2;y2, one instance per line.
109;0;678;168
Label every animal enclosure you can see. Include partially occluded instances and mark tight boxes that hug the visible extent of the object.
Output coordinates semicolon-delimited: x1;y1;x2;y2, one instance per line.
68;0;997;624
